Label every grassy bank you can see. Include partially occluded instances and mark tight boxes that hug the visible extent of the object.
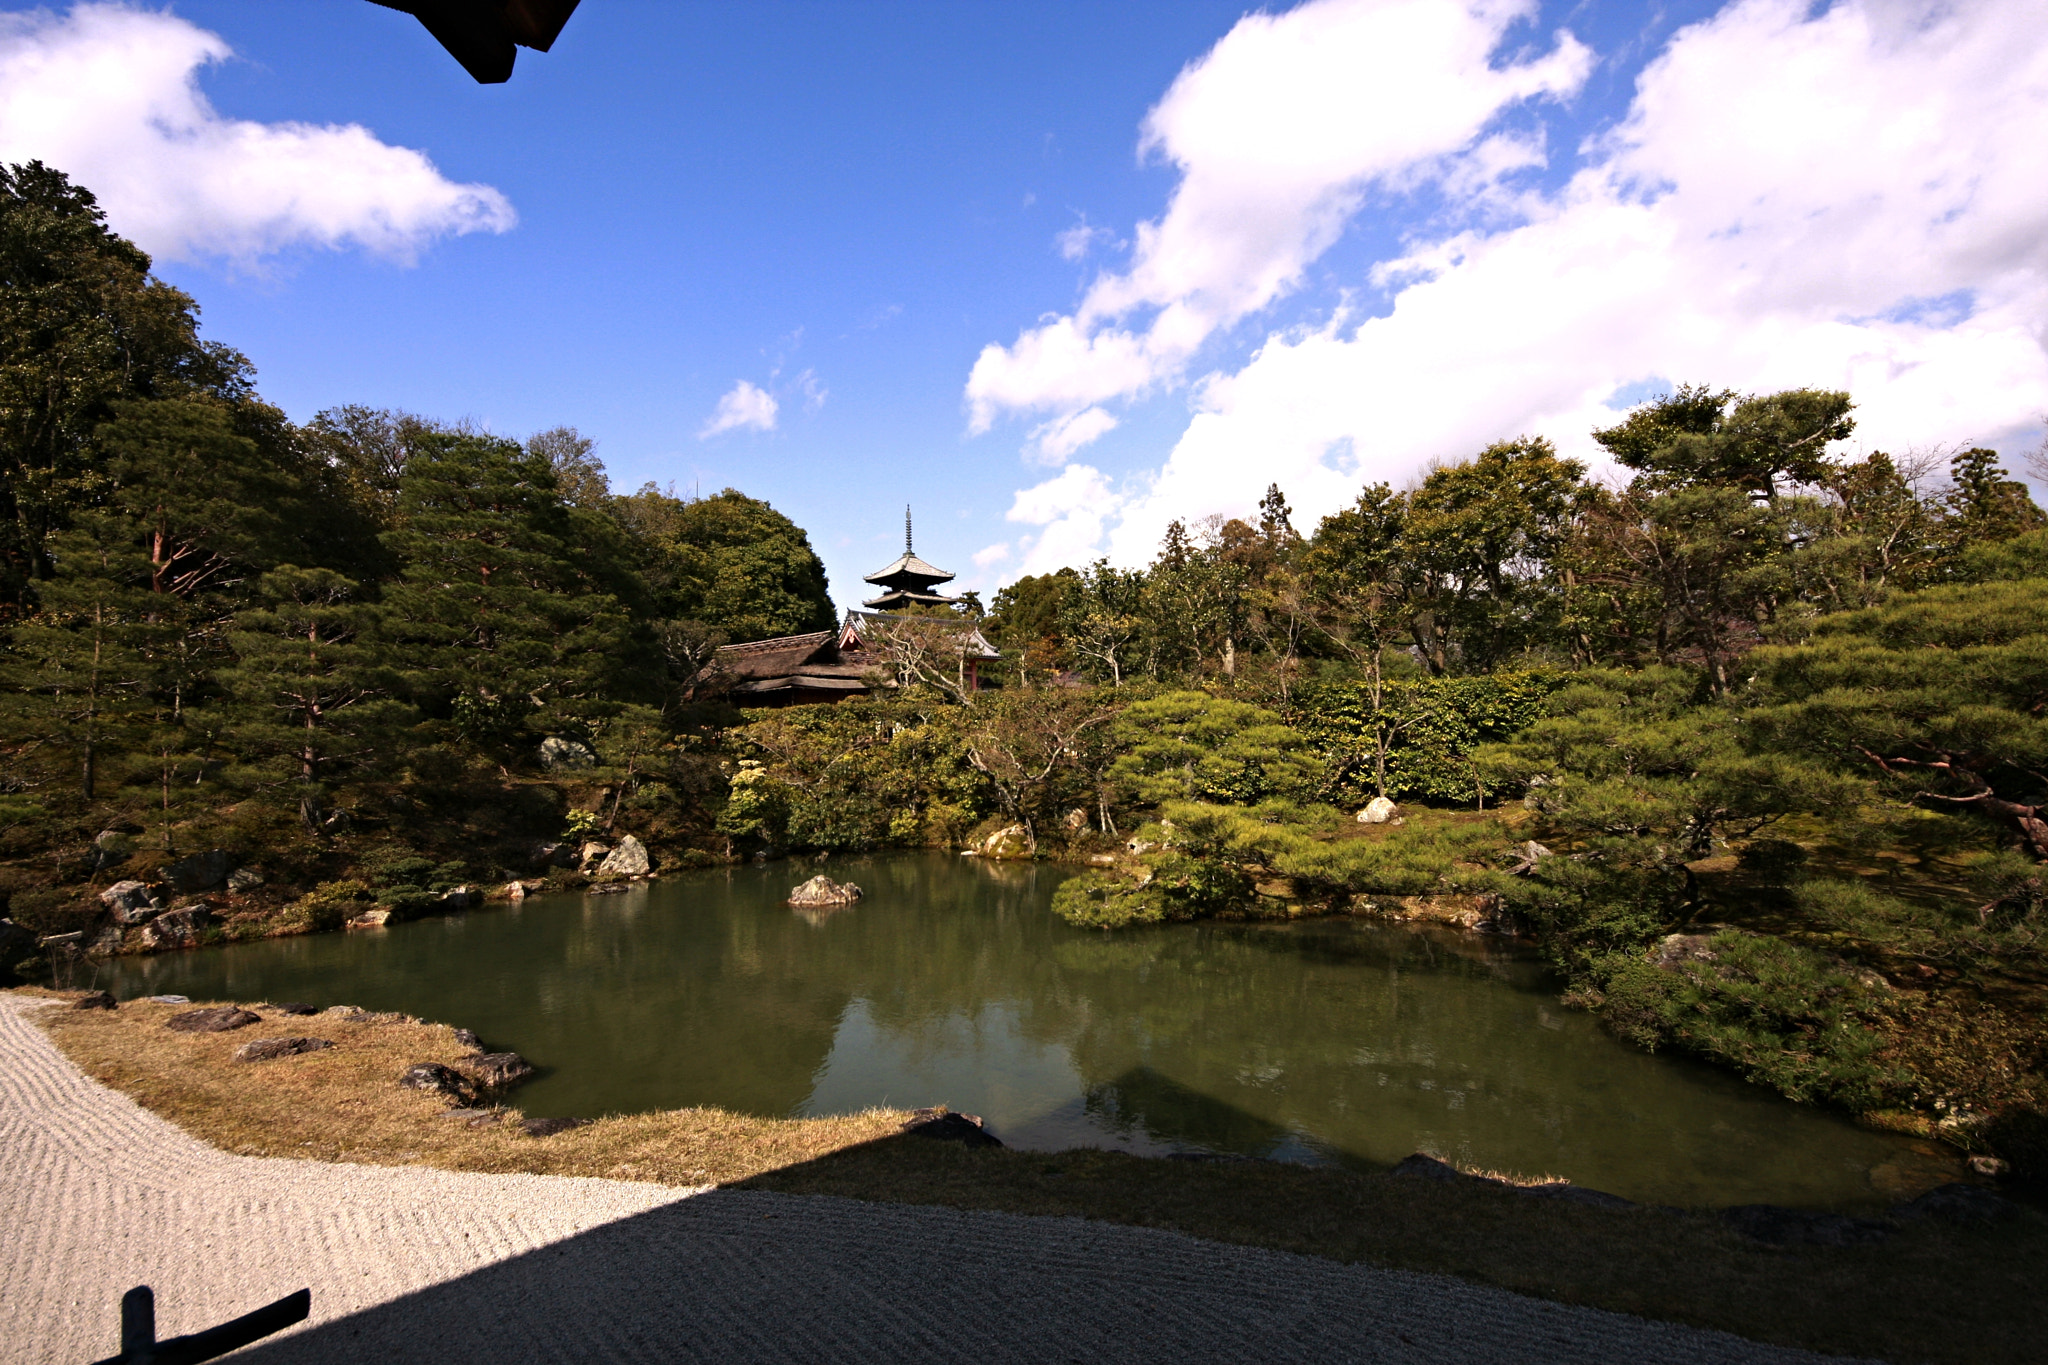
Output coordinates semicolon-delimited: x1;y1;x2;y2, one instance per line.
22;988;2047;1365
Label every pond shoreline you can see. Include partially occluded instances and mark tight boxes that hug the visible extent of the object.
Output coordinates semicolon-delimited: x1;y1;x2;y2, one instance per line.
11;987;2044;1365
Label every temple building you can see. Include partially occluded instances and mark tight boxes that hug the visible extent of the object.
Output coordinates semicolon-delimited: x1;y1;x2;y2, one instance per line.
862;508;961;610
708;510;997;705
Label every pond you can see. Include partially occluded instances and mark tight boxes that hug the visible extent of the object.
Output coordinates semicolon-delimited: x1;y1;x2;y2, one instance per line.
103;852;1957;1209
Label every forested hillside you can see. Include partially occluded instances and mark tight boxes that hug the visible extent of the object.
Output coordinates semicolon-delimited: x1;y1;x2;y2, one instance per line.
3;160;2044;1177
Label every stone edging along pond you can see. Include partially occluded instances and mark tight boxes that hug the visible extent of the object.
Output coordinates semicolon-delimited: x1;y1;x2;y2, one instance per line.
16;986;2048;1365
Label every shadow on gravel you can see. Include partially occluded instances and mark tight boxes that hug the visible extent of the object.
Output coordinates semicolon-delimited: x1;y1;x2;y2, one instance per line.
218;1181;1829;1365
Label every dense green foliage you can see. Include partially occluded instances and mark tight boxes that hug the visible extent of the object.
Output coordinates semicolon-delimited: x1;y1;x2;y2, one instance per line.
3;163;2045;1173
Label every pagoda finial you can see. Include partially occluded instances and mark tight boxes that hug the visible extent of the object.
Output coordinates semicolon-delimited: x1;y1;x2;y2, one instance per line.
905;504;913;553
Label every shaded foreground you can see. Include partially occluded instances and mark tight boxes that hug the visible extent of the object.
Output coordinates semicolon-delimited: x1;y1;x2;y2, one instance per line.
22;990;2047;1364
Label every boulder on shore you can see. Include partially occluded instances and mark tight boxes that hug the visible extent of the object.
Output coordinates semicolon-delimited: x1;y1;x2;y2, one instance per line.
166;1006;261;1033
788;875;862;908
464;1051;537;1089
972;824;1036;860
596;835;652;879
139;906;213;950
399;1062;480;1105
73;990;116;1010
233;1036;334;1063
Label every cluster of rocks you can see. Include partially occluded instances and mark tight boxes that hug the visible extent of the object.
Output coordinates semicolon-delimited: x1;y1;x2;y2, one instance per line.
85;849;268;955
508;834;654;900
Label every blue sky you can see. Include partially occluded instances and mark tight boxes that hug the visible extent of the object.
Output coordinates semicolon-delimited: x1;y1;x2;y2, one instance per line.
2;1;2044;612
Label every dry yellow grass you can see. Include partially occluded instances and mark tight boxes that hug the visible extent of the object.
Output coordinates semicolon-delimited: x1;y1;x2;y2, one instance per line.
31;991;909;1186
21;988;2048;1365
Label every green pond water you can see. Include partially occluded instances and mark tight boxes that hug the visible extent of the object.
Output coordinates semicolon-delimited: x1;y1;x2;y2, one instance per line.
103;852;1957;1208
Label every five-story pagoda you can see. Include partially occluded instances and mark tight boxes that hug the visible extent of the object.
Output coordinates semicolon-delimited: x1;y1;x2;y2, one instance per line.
862;507;961;611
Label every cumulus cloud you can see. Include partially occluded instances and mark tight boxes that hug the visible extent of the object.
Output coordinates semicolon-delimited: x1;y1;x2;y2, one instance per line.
1005;464;1125;577
1026;405;1120;464
965;0;1590;439
0;3;514;264
698;380;779;439
972;542;1012;569
988;0;2048;568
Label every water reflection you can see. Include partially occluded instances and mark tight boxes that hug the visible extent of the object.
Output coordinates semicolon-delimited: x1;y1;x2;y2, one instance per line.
105;852;1957;1208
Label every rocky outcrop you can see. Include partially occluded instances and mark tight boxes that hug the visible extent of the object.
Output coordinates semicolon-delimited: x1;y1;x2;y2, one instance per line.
596;835;651;879
139;906;213;950
165;1006;261;1033
99;880;163;925
233;1036;334;1062
165;850;231;894
788;875;862;907
1357;796;1400;825
538;736;597;770
346;908;393;930
226;866;265;892
578;841;612;871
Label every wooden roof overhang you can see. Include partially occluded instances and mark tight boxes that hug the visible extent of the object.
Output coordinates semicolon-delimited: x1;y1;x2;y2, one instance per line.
367;0;581;84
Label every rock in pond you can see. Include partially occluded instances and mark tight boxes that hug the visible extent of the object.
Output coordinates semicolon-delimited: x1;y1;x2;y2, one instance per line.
234;1036;334;1063
596;835;652;879
464;1051;537;1089
399;1063;480;1105
1890;1183;2015;1225
346;908;392;930
788;875;862;907
73;990;117;1010
166;1006;261;1033
1357;796;1399;825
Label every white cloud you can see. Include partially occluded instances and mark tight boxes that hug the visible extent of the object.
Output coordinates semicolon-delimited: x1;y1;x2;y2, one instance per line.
995;0;2048;569
698;380;779;439
0;3;514;264
965;0;1590;436
1005;464;1124;577
1055;218;1114;262
972;542;1012;569
796;368;828;411
1026;405;1120;465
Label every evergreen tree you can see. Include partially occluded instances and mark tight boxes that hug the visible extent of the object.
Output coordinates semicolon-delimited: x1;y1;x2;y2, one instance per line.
220;566;408;831
380;431;640;751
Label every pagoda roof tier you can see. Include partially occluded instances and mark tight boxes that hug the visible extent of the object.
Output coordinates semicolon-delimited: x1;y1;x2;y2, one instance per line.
862;551;955;588
862;587;960;610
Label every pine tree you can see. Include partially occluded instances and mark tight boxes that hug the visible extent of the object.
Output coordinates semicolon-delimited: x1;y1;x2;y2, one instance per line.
380;431;641;752
220;566;408;831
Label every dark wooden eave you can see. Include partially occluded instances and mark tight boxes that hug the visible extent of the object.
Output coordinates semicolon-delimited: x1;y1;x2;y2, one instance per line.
367;0;581;83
